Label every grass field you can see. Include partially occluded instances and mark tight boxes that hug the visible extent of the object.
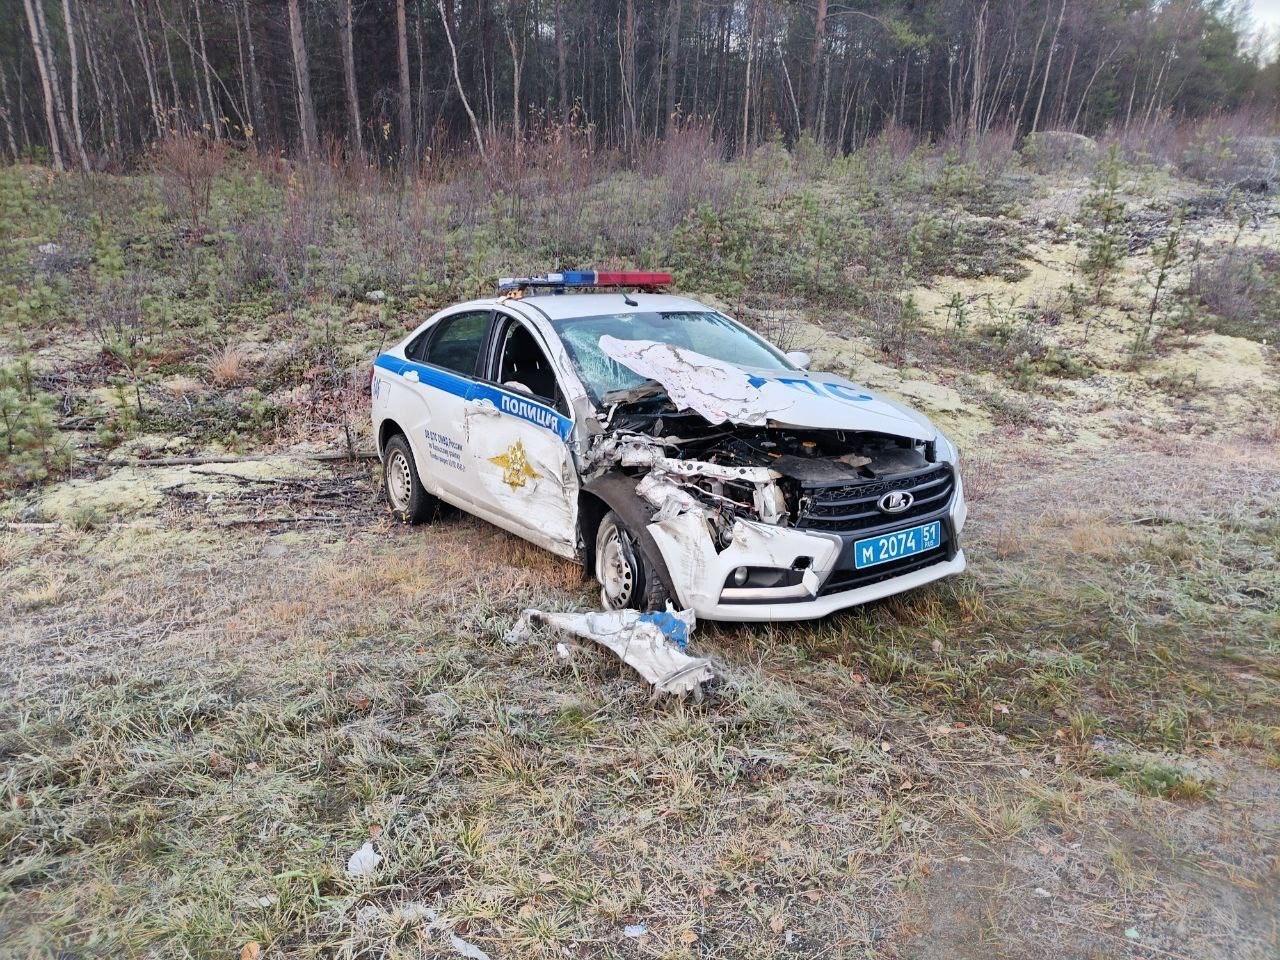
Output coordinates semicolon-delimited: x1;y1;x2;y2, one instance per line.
2;133;1278;958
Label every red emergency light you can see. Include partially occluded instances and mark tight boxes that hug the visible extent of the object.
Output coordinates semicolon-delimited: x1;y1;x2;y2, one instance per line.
498;269;673;294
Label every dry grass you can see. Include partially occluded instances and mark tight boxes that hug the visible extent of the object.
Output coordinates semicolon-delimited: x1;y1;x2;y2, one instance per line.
209;344;253;386
3;433;1277;958
3;147;1280;959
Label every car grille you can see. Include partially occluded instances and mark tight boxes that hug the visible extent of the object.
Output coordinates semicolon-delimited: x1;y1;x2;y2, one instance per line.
796;465;954;533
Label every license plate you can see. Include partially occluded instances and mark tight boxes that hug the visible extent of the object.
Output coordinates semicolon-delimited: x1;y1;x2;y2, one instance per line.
853;521;941;569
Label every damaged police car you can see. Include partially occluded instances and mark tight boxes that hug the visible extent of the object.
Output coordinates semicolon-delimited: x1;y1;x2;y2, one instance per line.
371;271;967;622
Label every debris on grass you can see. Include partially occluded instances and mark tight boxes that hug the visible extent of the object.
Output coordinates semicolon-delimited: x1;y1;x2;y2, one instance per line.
506;606;712;696
448;932;491;960
356;901;438;927
345;841;381;878
351;901;488;958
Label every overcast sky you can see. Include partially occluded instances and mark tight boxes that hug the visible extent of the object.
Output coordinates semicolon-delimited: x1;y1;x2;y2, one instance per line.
1249;0;1280;30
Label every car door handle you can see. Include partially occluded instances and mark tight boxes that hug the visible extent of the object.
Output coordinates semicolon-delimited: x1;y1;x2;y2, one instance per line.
403;369;419;383
467;400;499;417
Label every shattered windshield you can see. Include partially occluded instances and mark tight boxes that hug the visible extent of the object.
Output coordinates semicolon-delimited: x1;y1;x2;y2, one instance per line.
552;311;793;402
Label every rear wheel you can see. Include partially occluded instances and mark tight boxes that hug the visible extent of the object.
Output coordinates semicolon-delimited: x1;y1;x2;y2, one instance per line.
595;511;669;612
383;434;436;524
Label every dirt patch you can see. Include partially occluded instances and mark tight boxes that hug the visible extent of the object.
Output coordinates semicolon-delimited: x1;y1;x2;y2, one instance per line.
34;456;330;521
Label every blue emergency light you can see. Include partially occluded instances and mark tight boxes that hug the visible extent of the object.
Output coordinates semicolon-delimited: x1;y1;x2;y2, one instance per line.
497;269;673;294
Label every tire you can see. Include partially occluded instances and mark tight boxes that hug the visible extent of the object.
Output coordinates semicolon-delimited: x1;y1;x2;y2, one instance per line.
595;510;670;612
383;434;436;524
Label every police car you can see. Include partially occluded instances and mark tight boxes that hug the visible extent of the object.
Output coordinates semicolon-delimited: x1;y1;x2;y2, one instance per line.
371;270;967;622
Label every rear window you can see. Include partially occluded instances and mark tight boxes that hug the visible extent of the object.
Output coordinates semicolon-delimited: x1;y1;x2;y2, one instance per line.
424;311;489;376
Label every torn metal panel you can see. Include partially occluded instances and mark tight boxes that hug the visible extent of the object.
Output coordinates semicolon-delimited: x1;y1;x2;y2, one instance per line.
607;437;788;526
599;335;793;426
506;607;712;696
598;335;937;440
636;471;703;521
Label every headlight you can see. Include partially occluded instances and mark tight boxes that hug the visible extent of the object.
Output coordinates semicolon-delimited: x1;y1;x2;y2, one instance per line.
934;429;960;466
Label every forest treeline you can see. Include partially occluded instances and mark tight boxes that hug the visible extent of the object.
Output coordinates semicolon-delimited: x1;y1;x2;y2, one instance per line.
3;0;1278;170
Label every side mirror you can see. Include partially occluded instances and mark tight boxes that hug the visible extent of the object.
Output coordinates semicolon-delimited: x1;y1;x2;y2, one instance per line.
785;350;812;370
503;380;533;396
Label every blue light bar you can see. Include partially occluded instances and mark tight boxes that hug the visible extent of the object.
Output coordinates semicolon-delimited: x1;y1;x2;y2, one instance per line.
497;270;672;294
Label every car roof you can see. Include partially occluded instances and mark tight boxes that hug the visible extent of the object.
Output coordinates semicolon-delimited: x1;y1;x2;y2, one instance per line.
506;292;712;322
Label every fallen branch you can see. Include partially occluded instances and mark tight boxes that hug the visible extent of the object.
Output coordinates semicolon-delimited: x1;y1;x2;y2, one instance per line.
110;451;378;468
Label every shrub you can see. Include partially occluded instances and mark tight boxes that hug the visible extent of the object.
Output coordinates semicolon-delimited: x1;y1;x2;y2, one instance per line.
1080;145;1128;306
150;133;231;233
0;359;71;491
1186;246;1280;341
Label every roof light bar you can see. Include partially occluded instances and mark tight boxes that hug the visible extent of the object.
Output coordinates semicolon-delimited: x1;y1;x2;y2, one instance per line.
497;269;673;294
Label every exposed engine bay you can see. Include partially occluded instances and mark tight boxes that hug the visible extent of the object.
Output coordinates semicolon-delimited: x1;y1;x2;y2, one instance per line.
588;405;939;538
572;333;965;621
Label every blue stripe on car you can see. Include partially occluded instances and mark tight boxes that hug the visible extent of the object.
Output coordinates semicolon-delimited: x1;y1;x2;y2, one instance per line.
374;354;573;440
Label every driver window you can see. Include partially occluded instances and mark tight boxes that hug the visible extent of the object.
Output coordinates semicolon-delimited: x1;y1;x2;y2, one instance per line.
496;321;560;406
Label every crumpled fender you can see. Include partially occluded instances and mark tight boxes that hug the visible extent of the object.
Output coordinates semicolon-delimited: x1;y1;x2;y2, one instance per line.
581;471;680;601
647;513;844;611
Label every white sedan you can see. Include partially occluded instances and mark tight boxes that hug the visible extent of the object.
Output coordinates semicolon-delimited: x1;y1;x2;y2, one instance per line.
371;271;966;622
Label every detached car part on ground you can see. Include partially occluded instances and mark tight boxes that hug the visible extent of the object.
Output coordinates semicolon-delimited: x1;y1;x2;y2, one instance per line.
372;271;967;624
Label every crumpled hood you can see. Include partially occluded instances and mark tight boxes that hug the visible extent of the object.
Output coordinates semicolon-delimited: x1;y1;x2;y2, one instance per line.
599;336;936;442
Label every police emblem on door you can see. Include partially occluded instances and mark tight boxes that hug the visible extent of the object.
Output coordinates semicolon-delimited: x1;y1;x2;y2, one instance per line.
489;440;539;490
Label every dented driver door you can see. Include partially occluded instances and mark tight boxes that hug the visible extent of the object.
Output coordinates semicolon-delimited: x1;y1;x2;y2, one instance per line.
463;318;580;557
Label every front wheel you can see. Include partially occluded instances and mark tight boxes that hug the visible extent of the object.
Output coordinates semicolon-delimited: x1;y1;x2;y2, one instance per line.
383;434;437;524
595;511;670;612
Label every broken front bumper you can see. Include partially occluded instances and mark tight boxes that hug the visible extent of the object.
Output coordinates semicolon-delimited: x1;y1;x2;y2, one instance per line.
647;475;967;622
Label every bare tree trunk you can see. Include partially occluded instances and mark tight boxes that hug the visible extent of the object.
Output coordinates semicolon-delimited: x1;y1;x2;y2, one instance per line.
1071;41;1118;131
554;0;568;123
779;39;802;136
21;0;64;170
663;0;683;132
415;10;427;152
804;0;828;132
1018;0;1054;130
0;70;19;160
127;0;163;136
967;2;988;140
33;0;78;166
175;8;210;131
102;41;124;157
621;0;637;148
159;7;182;126
505;0;524;156
1054;41;1078;129
59;0;91;169
713;0;729;129
287;0;319;158
1031;0;1066;134
79;3;111;157
341;0;364;155
741;0;760;155
438;0;487;161
193;0;220;138
240;0;264;143
232;2;251;136
396;0;414;160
